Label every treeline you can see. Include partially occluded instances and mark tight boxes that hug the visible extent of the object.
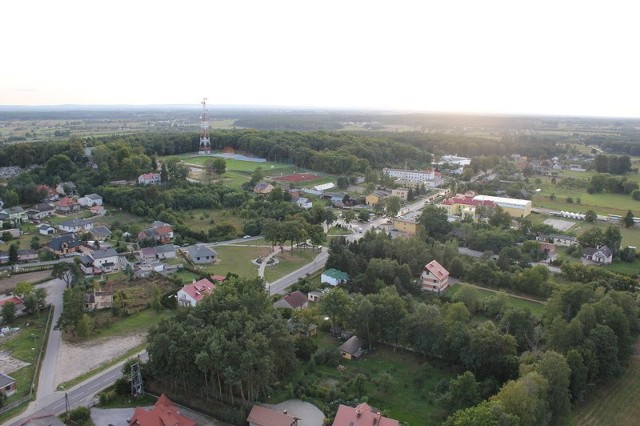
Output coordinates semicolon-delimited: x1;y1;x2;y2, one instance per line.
593;154;632;174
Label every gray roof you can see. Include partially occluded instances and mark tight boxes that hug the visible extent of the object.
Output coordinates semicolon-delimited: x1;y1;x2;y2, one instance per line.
584;245;613;257
47;233;82;251
140;247;156;257
86;193;102;200
155;244;176;254
338;335;365;357
59;218;92;228
91;248;118;259
90;226;112;237
0;372;15;387
188;245;217;258
33;203;55;212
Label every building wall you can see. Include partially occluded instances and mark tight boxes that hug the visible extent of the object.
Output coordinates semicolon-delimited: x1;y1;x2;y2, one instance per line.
393;219;419;234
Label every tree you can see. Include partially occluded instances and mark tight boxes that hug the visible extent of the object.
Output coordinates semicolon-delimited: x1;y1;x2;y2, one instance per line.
584;210;597;223
55;288;85;336
213;158;226;176
51;262;81;288
444;400;518;426
23;287;47;315
343;210;356;224
492;372;551;426
8;243;18;265
336;176;349;189
30;235;41;250
250;167;265;186
419;205;451;241
3;189;19;207
1;301;16;324
623;210;635;228
385;196;402;217
204;158;216;179
160;163;169;185
441;371;482;414
565;349;588;402
319;288;352;333
357;210;370;223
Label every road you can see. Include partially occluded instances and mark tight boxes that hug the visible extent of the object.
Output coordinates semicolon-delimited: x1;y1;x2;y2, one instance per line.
36;279;65;401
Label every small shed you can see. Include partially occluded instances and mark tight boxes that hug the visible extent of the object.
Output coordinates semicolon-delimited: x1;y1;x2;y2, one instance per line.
338;335;365;360
0;372;16;397
321;268;349;286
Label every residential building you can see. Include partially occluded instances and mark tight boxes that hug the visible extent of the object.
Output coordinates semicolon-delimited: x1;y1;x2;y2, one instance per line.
138;247;157;264
55;197;80;214
365;190;390;206
0;296;25;314
36;184;59;201
330;193;347;208
583;245;613;265
254;182;274;194
28;203;55;220
90;205;106;216
91;248;119;273
177;278;216;307
56;181;76;195
138;223;174;244
338;335;365;360
84;291;114;311
273;291;309;310
247;405;299;426
550;234;579;247
78;193;103;207
17;249;38;262
187;245;216;264
129;394;195;426
421;260;449;293
308;291;323;302
295;197;313;209
391;187;409;201
332;402;400;426
90;226;112;241
0;372;17;397
321;268;349;286
137;173;161;185
383;168;440;183
47;233;84;255
440;192;496;221
58;218;94;233
79;255;98;275
393;211;421;234
155;244;177;259
0;206;28;226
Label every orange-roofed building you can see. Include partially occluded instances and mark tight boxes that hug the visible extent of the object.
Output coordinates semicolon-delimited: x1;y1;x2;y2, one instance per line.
332;402;399;426
247;405;299;426
420;260;449;293
129;394;195;426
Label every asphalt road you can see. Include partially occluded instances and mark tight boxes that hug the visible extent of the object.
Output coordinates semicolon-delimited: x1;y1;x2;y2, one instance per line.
36;279;65;401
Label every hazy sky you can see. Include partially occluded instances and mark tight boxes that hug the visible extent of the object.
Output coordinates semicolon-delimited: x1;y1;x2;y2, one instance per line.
2;1;638;117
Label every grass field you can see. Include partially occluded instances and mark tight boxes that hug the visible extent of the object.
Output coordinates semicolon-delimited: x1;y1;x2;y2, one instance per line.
264;249;317;282
571;356;640;425
180;209;245;234
198;245;272;279
446;283;546;316
171;154;293;172
268;333;453;425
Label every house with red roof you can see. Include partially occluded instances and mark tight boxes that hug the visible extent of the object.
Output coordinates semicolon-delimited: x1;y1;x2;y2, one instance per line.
247;405;299;426
273;291;308;310
138;173;161;185
177;278;216;307
129;394;195;426
0;296;25;314
332;402;400;426
439;191;495;221
420;260;449;293
55;196;80;214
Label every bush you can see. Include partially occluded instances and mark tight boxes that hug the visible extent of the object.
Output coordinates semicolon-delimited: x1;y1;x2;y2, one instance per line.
313;347;341;367
65;406;91;424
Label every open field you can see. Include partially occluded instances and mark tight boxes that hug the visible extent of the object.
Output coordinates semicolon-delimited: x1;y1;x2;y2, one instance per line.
180;208;245;235
171;154;292;172
197;245;272;279
446;283;546;316
571;355;640;425
274;173;321;182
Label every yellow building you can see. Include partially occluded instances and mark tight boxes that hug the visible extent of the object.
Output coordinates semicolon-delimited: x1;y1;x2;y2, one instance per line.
365;190;390;206
391;188;409;201
393;211;421;234
440;192;532;219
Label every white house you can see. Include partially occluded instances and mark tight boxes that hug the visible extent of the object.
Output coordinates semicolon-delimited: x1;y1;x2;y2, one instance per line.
91;248;119;273
583;245;613;265
177;278;216;307
321;268;349;286
58;218;94;233
295;197;313;209
421;260;449;293
138;173;161;185
78;193;103;207
38;224;55;236
155;244;177;259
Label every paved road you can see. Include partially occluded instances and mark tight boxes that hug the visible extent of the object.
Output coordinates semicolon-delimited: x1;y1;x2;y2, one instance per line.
36;279;65;401
269;247;328;295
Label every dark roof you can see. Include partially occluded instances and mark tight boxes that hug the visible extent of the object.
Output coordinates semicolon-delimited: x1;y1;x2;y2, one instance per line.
584;245;613;257
79;255;94;266
47;233;82;251
155;244;175;254
90;226;112;237
92;248;118;259
188;245;216;258
338;335;365;357
18;249;37;256
33;203;55;212
0;372;15;387
59;218;92;228
276;291;308;309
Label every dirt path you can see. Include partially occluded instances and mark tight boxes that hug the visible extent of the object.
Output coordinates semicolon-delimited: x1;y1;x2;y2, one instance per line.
0;270;52;293
54;333;145;386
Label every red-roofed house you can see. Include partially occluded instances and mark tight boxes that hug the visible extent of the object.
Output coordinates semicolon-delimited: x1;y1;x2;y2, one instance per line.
0;296;25;314
129;394;195;426
420;260;449;293
440;192;495;221
332;402;400;426
138;173;161;185
247;405;298;426
273;291;308;310
55;197;80;214
177;278;216;307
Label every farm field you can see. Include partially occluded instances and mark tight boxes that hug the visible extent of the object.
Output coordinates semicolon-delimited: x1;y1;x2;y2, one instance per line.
571;355;640;425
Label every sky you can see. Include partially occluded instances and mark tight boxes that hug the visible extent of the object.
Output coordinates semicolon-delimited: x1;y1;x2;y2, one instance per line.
1;0;638;117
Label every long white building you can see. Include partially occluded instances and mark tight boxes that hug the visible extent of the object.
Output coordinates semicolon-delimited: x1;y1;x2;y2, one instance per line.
383;168;440;183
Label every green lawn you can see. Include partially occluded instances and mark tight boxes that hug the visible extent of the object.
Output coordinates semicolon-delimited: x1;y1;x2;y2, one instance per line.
198;245;272;279
264;249;317;282
571;357;640;425
91;309;170;340
169;154;292;172
180;209;245;234
604;259;640;276
0;308;50;412
268;333;454;425
446;283;546;316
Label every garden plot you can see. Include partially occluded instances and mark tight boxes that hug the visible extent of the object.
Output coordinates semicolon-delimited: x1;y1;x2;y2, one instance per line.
543;218;575;232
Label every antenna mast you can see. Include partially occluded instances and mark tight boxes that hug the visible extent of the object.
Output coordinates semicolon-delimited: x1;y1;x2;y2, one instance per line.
199;97;211;154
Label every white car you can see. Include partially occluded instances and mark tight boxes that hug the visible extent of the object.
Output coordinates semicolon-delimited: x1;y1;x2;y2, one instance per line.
243;235;252;239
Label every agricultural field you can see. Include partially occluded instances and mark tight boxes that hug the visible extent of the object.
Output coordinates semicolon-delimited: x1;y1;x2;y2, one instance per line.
571;354;640;425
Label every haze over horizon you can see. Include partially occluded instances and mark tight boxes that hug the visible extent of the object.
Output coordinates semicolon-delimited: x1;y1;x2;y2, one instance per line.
2;1;638;118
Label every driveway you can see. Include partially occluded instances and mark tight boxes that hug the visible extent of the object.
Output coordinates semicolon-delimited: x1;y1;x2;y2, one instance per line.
266;399;324;426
